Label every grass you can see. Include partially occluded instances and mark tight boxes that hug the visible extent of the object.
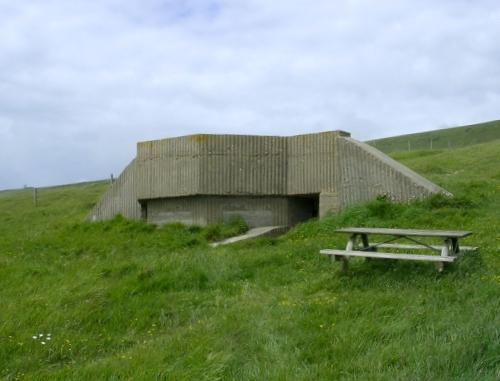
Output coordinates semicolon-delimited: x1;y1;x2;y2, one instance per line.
0;140;499;380
367;119;500;153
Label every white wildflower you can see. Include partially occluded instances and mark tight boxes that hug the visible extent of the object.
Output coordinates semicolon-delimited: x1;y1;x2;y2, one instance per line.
41;341;46;345
32;336;37;340
47;337;51;341
38;334;43;337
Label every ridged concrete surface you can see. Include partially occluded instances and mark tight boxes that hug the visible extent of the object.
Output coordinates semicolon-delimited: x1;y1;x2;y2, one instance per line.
200;135;287;195
89;159;141;221
335;137;449;209
136;136;201;200
287;132;338;194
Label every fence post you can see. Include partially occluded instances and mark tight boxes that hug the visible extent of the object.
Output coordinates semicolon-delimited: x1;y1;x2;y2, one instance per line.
33;187;38;207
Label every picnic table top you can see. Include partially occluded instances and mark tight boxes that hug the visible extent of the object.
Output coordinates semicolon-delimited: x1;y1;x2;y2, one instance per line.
335;227;472;238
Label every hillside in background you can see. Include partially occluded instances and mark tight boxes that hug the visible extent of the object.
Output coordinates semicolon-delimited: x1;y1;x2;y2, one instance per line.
367;119;500;153
0;139;499;379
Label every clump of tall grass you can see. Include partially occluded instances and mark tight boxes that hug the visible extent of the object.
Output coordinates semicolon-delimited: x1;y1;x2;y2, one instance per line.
203;216;249;241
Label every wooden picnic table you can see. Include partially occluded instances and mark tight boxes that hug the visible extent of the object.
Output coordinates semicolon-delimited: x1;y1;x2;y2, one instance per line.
320;227;475;272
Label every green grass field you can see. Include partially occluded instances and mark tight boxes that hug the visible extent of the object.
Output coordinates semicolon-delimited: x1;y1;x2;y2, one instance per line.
1;140;499;380
367;119;500;153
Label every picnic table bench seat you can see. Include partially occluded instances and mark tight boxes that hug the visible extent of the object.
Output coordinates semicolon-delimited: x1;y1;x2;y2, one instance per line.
320;249;457;263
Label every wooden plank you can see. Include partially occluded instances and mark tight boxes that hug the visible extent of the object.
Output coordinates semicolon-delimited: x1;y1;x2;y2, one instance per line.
319;249;456;262
335;227;472;238
371;243;477;251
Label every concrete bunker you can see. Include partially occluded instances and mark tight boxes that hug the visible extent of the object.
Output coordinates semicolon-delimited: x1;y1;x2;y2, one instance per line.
89;131;449;228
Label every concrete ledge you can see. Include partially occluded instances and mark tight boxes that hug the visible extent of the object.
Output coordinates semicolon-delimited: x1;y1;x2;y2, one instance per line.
210;226;287;247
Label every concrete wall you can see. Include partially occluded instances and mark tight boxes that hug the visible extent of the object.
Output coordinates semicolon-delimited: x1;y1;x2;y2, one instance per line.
136;136;201;200
136;134;287;199
146;196;290;227
146;195;320;227
89;159;141;221
335;137;449;210
199;135;287;195
287;131;347;195
135;131;351;200
318;192;339;218
89;130;449;226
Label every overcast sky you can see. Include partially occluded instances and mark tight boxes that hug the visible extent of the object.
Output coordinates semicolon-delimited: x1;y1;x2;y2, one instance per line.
1;0;499;189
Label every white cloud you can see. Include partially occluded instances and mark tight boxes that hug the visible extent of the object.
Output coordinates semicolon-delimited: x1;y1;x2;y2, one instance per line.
0;0;499;188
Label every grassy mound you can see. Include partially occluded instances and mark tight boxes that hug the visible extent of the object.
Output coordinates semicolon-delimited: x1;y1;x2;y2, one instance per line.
0;140;499;380
367;119;500;153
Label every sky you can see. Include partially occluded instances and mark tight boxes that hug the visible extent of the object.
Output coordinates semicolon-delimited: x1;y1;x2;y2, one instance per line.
1;0;499;189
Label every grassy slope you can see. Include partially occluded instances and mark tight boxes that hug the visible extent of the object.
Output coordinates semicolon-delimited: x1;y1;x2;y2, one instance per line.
367;119;500;153
0;142;499;380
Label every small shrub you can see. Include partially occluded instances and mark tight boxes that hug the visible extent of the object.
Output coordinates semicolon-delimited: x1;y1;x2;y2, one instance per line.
424;193;476;209
366;195;396;218
203;224;223;241
202;216;249;242
224;216;249;235
187;225;202;233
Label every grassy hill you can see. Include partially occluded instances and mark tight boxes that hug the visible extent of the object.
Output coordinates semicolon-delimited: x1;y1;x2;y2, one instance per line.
1;141;499;380
367;119;500;153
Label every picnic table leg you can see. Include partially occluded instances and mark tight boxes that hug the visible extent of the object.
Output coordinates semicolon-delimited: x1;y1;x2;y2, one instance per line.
361;234;369;248
346;234;357;251
441;239;450;257
451;237;460;255
341;256;349;273
361;233;372;261
435;238;451;272
435;262;445;272
331;234;355;263
338;234;356;270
